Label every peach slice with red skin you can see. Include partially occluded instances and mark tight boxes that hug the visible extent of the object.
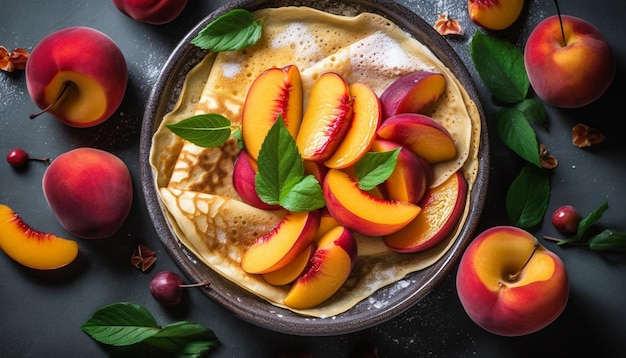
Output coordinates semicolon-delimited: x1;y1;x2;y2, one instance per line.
468;0;524;31
370;139;431;205
283;225;357;309
379;71;446;119
242;65;303;160
324;82;381;169
376;113;457;164
384;170;467;253
241;210;320;274
0;204;78;270
296;72;353;162
232;150;280;210
323;168;421;236
262;244;314;286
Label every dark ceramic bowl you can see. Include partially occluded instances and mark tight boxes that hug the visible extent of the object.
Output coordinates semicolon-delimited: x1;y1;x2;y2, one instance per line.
140;0;489;336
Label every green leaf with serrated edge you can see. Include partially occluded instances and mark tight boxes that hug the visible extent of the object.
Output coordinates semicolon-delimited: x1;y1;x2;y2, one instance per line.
469;31;529;104
144;321;218;356
166;114;233;148
506;164;550;228
80;302;160;346
255;117;324;212
558;199;609;245
355;148;400;191
588;229;626;252
494;107;542;167
515;98;547;127
191;9;262;52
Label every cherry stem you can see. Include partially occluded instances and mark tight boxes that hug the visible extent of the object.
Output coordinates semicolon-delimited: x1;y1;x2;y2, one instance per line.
29;156;51;165
506;241;540;282
553;0;567;47
179;280;211;288
29;81;70;119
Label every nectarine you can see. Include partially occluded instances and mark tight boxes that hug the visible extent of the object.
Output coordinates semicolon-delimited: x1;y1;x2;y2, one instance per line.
379;71;446;119
111;0;188;25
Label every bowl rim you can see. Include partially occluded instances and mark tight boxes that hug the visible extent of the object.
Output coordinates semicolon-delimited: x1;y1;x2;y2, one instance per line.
140;0;489;336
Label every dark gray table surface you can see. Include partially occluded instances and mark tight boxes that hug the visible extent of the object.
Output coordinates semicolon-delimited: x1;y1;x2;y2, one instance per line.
2;0;625;357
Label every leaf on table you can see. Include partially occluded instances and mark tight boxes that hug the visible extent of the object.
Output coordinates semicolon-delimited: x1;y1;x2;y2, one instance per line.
506;164;550;228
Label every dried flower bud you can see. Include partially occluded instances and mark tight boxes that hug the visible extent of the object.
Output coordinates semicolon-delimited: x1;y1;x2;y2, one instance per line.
9;48;29;70
434;13;463;36
0;46;13;72
131;244;158;272
572;123;605;148
539;143;558;169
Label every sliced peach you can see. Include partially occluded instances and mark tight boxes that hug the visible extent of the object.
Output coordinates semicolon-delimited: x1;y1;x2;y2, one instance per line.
376;113;457;164
379;71;446;119
0;204;78;270
384;170;468;253
370;139;430;205
262;244;314;286
283;226;357;309
468;0;524;31
317;208;339;239
323;168;421;236
232;150;280;210
324;82;381;169
241;210;320;274
303;160;328;184
242;65;303;160
296;72;353;162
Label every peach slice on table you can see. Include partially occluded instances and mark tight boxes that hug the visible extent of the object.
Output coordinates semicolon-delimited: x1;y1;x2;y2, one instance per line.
379;71;446;119
241;210;320;274
283;225;357;309
377;113;457;164
370;139;431;205
296;72;353;162
233;150;280;210
242;65;303;160
323;168;421;236
384;170;468;253
468;0;524;31
324;82;381;169
0;204;78;270
262;244;314;286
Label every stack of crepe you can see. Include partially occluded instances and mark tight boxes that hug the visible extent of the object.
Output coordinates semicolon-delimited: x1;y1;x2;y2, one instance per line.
149;6;481;317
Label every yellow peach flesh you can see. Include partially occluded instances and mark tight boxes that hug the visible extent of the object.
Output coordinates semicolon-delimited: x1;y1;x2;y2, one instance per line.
0;204;78;270
262;244;314;286
324;82;380;169
468;0;524;31
46;72;107;124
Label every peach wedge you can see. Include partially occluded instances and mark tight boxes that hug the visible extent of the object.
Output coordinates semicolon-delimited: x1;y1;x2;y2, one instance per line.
377;113;457;164
242;65;303;160
384;170;468;253
324;82;381;169
0;204;78;270
379;71;446;119
283;225;357;309
296;72;353;162
262;244;314;286
233;150;280;210
240;210;320;274
323;168;421;236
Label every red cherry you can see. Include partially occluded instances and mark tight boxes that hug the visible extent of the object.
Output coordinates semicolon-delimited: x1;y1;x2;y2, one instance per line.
551;205;582;235
149;271;210;306
6;148;50;168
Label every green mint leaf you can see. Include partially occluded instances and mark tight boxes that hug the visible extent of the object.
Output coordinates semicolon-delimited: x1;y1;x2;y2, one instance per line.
255;117;324;212
588;229;626;252
232;127;244;149
494;107;542;167
80;302;160;346
506;164;550;228
355;149;400;191
516;98;547;127
144;321;218;357
166;114;233;148
559;199;609;245
469;31;529;103
191;9;262;52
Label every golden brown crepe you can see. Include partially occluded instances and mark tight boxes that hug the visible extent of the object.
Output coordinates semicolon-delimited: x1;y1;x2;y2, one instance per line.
149;6;481;317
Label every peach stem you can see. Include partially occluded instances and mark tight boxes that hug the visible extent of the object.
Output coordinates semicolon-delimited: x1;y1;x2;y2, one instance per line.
553;0;567;47
506;241;539;282
29;81;71;119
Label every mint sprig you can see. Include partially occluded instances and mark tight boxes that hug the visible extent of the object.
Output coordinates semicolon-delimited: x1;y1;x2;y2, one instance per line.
81;302;218;357
191;9;262;52
166;114;233;148
254;116;325;212
469;30;549;229
355;148;400;191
